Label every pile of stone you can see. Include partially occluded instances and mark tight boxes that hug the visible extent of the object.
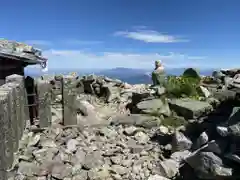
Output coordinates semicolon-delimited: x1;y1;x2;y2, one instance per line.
152;101;240;180
80;74;154;104
9;123;174;180
9;68;240;180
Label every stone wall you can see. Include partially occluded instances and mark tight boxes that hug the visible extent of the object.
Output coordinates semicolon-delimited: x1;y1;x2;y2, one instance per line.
0;74;29;179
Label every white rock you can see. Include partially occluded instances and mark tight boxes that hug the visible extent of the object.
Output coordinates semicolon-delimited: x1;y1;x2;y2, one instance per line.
55;95;62;103
159;125;169;135
200;86;211;98
134;131;150;144
148;175;170;180
28;133;41;147
66;139;79;153
216;126;229;137
196;131;208;148
124;126;137;136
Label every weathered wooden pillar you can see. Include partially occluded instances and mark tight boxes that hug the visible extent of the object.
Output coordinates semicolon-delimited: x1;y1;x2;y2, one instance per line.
36;79;52;128
63;75;77;125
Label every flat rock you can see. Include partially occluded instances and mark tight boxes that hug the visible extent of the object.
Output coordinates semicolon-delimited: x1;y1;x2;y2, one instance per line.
169;98;212;119
111;164;129;175
212;89;236;101
136;98;171;117
17;161;41;176
111;114;161;128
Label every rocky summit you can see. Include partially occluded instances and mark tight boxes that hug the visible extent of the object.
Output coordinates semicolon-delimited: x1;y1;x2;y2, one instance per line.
8;69;240;180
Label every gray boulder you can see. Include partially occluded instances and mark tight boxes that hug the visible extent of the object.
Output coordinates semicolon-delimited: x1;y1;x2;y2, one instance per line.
185;152;232;179
212;89;236;101
131;91;153;105
75;99;96;116
216;126;229;137
101;84;120;103
172;131;192;152
136;98;171;117
227;107;240;126
195;131;209;149
169;98;212;119
158;159;179;178
81;75;97;94
221;68;240;77
204;140;228;155
228;122;240;137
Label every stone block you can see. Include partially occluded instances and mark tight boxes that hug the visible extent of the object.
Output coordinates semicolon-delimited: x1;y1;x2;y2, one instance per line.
0;87;13;169
36;79;52;128
0;93;7;174
63;76;77;125
2;83;19;152
6;74;27;137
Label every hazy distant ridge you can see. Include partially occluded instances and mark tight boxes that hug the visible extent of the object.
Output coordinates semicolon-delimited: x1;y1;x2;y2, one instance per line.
25;67;216;84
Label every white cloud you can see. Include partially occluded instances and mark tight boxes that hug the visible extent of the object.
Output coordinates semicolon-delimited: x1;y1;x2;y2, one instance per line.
35;49;206;69
114;29;188;43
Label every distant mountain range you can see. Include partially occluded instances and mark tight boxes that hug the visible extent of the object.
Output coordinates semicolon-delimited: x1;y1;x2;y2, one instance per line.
25;67;217;84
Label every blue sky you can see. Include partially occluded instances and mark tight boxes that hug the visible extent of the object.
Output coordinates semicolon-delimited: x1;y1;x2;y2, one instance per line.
1;0;240;69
